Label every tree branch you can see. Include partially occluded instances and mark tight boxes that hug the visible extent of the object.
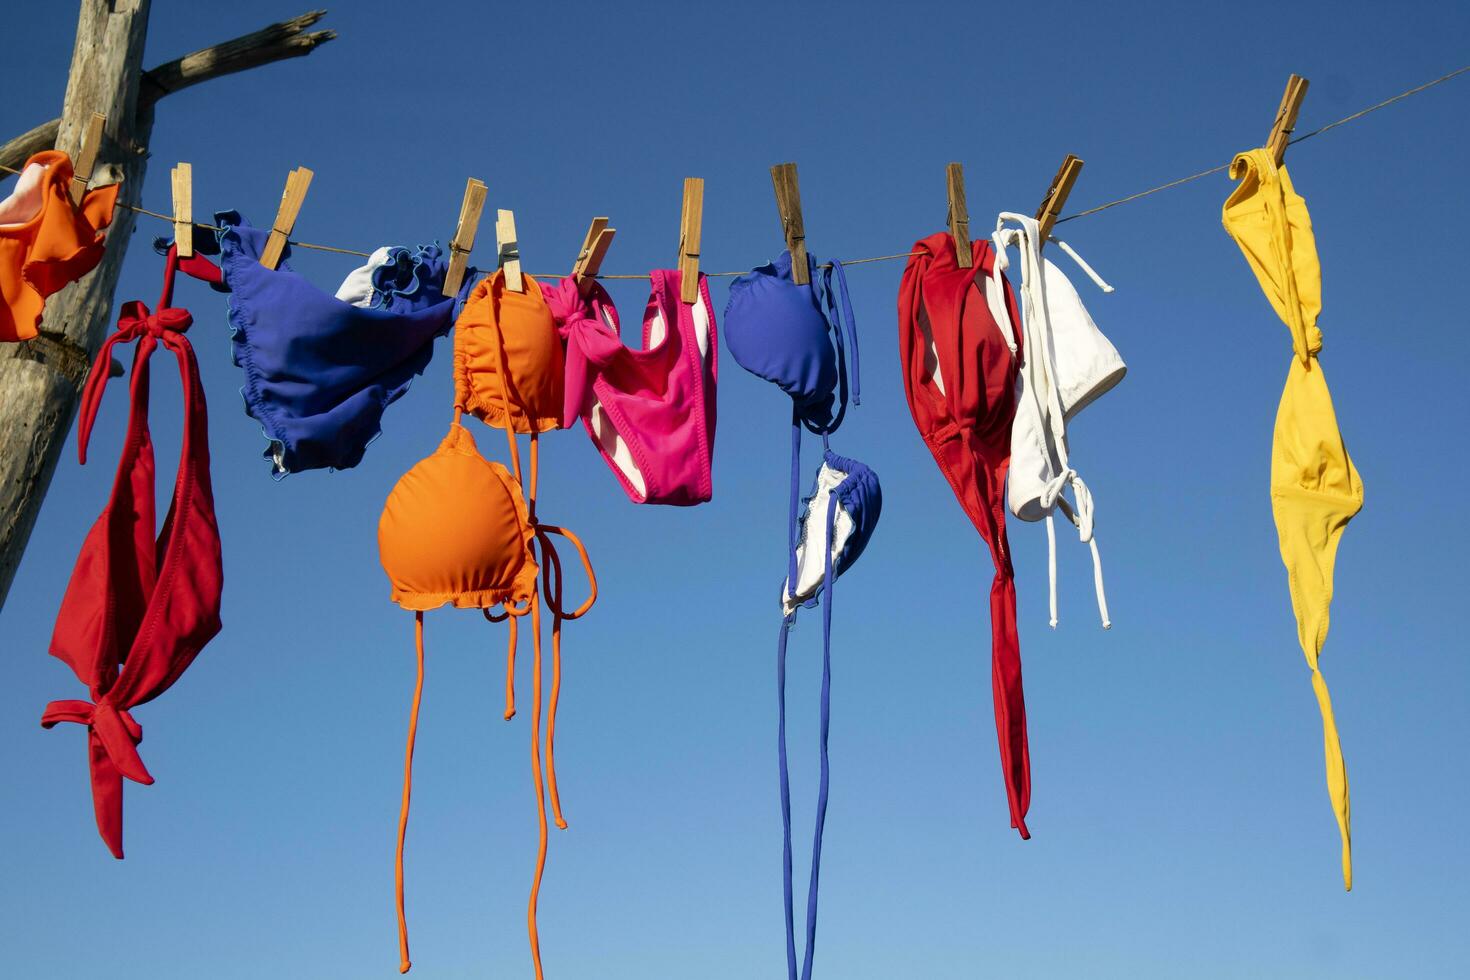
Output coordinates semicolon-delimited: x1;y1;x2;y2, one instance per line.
0;119;59;170
0;9;336;172
138;10;335;106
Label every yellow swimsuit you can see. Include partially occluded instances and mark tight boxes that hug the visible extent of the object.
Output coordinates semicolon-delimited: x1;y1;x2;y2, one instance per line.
1223;148;1363;891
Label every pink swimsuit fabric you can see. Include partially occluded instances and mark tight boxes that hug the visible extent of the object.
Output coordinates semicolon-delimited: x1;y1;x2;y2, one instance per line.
543;270;718;506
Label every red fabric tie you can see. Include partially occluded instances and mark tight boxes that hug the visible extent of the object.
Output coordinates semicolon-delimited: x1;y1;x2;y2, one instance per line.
40;699;153;785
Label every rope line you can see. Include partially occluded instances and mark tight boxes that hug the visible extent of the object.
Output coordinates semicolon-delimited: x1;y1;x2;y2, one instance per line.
3;65;1465;278
1055;63;1470;224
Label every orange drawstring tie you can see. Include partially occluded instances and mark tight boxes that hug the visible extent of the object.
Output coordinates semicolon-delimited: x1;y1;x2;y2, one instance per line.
395;612;427;974
536;523;597;830
526;583;550;980
504;614;519;719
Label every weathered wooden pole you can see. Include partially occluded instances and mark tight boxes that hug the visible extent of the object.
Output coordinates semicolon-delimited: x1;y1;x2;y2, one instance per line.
0;4;335;611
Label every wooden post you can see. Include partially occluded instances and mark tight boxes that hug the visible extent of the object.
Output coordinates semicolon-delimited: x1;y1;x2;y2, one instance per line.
677;177;704;303
171;162;193;258
946;162;972;268
0;4;335;610
496;209;523;293
443;177;487;298
67;112;107;206
770;163;808;284
1035;154;1084;241
260;167;314;269
571;217;615;297
1267;74;1309;166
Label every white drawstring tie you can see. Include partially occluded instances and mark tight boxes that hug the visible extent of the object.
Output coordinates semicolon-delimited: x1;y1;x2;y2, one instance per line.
1050;237;1114;294
994;212;1114;630
1039;469;1111;630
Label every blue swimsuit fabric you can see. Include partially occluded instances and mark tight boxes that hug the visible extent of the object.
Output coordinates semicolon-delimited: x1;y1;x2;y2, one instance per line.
726;250;879;980
212;211;459;476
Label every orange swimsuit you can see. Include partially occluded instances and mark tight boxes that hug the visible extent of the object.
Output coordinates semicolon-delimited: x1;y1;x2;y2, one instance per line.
0;150;118;342
379;269;595;977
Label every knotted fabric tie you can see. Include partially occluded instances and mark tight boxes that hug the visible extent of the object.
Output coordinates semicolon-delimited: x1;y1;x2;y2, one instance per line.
40;699;154;785
76;301;195;466
1038;469;1110;629
124;302;194;339
40;698;155;859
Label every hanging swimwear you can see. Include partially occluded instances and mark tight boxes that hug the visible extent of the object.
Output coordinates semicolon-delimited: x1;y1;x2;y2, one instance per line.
544;270;718;505
1223;148;1362;891
0;150;119;342
991;213;1125;629
897;232;1032;838
379;268;595;978
726;249;880;980
41;243;223;859
336;244;452;310
209;211;457;476
453;269;565;433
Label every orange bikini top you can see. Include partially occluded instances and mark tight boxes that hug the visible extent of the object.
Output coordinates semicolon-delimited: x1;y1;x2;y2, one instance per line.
453;270;565;432
378;268;594;978
0;150;119;342
379;419;538;611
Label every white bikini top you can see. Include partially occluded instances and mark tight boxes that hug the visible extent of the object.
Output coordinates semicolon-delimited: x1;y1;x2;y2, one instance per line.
992;212;1125;629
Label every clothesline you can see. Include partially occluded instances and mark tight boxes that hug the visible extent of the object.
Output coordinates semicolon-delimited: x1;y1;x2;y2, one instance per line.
1055;63;1470;223
4;64;1466;280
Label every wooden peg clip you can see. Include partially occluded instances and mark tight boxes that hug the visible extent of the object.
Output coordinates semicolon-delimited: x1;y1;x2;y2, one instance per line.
443;177;487;297
946;162;973;268
770;163;809;285
260;167;313;269
572;217;616;296
1035;154;1083;242
68;112;107;206
497;209;523;293
171;163;193;258
1267;74;1309;167
677;177;704;304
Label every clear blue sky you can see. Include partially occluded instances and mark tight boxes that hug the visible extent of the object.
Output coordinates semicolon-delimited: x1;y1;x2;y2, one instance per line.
3;2;1468;977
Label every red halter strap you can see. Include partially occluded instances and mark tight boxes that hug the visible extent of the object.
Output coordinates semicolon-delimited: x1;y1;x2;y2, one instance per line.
42;243;223;859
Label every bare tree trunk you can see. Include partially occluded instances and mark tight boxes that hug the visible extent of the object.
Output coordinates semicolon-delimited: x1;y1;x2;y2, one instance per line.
0;0;151;615
0;4;335;611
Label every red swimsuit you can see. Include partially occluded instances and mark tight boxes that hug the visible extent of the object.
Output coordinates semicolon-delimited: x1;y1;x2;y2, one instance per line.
42;245;224;858
898;232;1031;838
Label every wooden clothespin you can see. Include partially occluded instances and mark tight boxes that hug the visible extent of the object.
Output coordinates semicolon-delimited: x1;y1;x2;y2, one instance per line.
571;217;616;296
260;166;313;269
770;163;809;285
677;177;704;303
171;163;193;258
443;177;487;297
497;209;523;293
1267;73;1310;167
1035;154;1084;242
945;162;973;268
68;112;106;206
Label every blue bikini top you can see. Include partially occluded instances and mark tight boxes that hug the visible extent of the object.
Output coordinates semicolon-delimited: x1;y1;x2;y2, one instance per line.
725;250;879;980
725;250;860;435
201;211;460;476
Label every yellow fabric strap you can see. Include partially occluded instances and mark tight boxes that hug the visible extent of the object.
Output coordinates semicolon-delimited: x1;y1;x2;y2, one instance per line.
1310;666;1352;890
